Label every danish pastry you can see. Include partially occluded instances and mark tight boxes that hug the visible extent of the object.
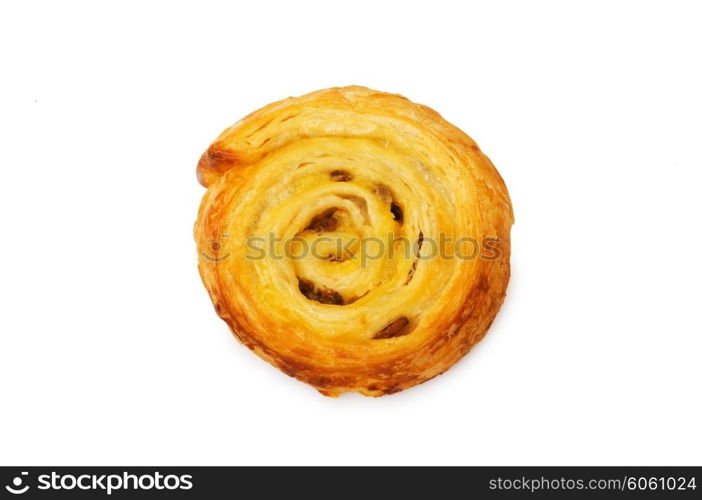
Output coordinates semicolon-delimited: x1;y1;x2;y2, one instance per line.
194;86;513;396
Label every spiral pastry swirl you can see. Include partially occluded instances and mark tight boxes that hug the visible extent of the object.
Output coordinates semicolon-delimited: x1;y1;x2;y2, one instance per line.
195;86;513;396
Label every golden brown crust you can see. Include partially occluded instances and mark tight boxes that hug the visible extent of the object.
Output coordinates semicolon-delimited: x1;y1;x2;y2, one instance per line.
194;86;513;396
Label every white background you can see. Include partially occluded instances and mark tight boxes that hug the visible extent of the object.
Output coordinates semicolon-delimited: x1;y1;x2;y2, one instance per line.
1;1;700;466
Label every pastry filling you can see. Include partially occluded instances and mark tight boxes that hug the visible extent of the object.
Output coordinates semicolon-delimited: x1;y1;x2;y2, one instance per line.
390;202;403;223
329;169;352;182
305;208;339;233
297;277;344;305
373;317;411;339
405;232;424;285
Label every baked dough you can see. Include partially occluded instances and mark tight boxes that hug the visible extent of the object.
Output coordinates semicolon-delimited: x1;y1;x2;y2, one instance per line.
194;86;513;396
